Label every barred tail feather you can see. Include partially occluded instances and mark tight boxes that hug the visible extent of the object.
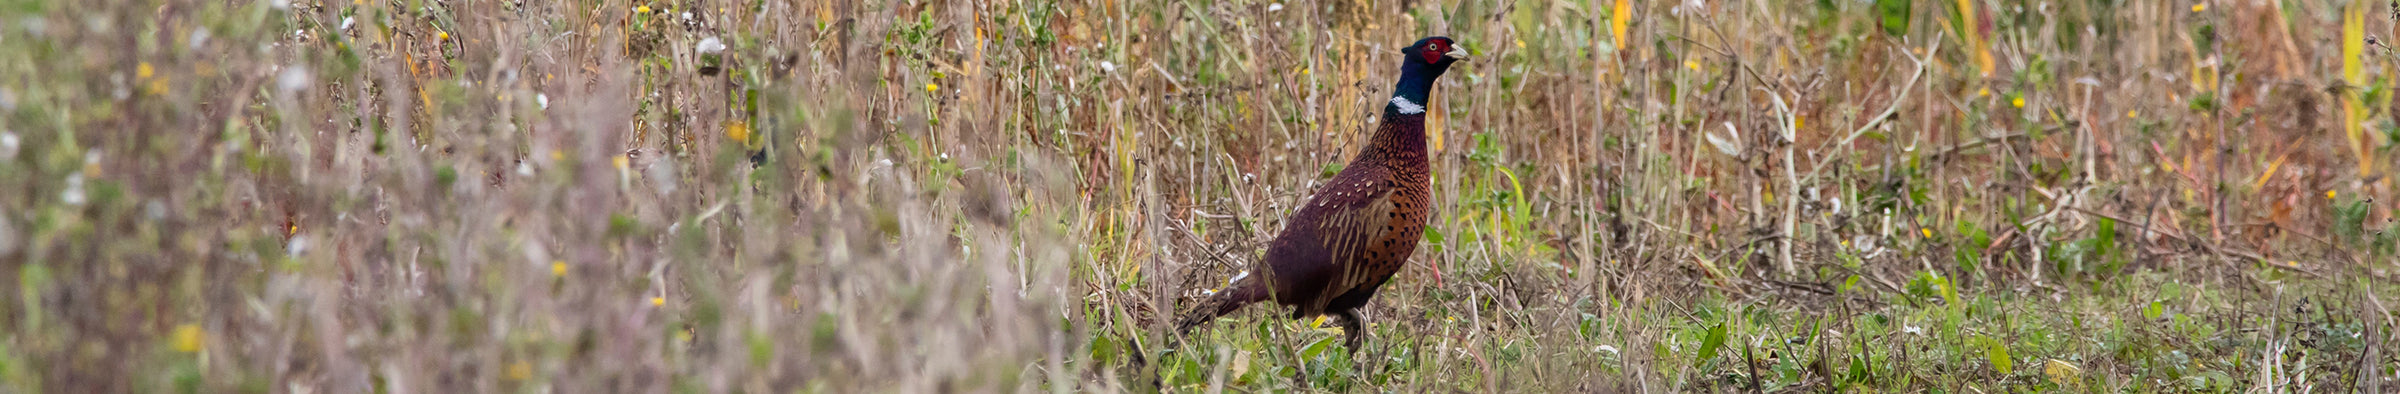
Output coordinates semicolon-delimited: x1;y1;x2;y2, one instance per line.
1176;278;1266;334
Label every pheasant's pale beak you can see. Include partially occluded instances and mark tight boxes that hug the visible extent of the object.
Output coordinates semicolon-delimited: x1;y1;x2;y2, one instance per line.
1445;47;1470;60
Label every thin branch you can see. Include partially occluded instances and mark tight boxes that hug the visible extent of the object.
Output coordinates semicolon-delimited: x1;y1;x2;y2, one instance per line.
1804;33;1939;186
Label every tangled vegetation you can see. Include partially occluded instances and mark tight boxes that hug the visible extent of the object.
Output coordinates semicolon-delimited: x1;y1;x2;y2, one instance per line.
0;0;2394;392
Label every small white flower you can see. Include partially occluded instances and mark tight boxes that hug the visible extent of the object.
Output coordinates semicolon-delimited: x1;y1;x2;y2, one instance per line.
536;93;549;109
1671;0;1706;16
339;16;353;31
0;131;18;159
60;174;86;206
270;0;289;9
1268;3;1284;11
287;236;308;257
1902;325;1923;335
696;37;725;54
1595;345;1619;355
681;12;692;20
1098;61;1116;73
515;161;533;176
187;29;210;50
277;66;311;92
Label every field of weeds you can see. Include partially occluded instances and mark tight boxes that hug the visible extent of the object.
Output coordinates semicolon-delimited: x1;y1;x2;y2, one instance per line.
1;0;2396;392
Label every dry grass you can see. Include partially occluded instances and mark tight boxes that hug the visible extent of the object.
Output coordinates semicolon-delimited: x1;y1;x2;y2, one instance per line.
0;0;2396;392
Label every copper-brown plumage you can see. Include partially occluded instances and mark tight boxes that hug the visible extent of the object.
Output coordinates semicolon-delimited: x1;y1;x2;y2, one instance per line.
1177;36;1466;351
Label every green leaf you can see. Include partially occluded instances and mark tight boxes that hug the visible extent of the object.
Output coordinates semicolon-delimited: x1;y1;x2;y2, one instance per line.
1089;334;1120;365
2096;217;2123;275
1300;334;1337;362
1848;352;1872;383
1873;0;1912;36
1695;324;1727;365
1981;336;2014;374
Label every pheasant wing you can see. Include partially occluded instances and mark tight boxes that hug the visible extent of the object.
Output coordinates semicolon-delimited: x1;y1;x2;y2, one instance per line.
1262;166;1402;317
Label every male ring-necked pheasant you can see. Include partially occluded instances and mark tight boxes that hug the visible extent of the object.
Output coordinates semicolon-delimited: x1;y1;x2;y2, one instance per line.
1177;36;1467;351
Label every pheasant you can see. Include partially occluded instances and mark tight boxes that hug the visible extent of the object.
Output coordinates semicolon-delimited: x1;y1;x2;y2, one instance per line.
1177;36;1467;351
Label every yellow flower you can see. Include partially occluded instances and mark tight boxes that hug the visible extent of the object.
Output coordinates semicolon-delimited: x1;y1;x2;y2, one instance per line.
2329;190;2338;199
1515;40;1526;49
724;120;750;142
436;30;448;41
171;324;203;353
2012;97;2026;108
612;155;629;170
506;361;532;380
2127;110;2138;118
2191;3;2205;12
549;150;566;161
636;5;652;14
1922;228;1934;238
138;61;168;95
1685;60;1701;71
1977;88;1989;97
551;261;567;277
924;83;939;93
651;296;666;306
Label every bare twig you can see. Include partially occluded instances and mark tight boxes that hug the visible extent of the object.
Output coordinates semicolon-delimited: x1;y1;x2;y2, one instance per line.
1803;33;1940;186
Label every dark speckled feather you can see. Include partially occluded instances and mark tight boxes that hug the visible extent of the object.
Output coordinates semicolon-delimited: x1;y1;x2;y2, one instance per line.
1178;36;1465;351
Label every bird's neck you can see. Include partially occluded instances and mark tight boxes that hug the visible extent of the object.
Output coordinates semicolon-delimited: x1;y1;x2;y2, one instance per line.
1383;63;1443;115
1365;64;1444;164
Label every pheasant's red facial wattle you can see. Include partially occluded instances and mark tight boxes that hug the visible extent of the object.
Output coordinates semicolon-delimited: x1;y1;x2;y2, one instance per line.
1419;40;1450;63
